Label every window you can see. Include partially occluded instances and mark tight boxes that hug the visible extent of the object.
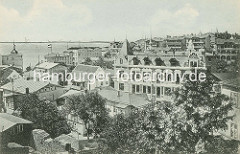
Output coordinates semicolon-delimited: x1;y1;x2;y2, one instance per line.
147;86;151;94
157;87;161;97
136;85;140;93
230;123;238;139
119;83;124;91
132;71;135;80
120;58;123;64
16;125;23;133
132;85;135;93
119;71;124;78
143;86;146;93
230;92;238;108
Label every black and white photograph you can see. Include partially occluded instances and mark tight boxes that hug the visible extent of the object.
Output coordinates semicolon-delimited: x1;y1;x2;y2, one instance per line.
0;0;240;153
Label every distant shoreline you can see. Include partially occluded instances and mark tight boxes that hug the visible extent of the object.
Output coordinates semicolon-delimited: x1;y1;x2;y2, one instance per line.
0;41;110;44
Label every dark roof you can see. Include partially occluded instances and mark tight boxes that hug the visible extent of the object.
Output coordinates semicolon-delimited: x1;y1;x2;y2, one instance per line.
72;64;100;73
212;73;238;81
0;69;14;81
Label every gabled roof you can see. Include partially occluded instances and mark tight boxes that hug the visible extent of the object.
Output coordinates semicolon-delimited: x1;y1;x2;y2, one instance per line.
0;113;32;132
0;78;50;94
35;62;60;70
72;64;100;73
98;86;151;108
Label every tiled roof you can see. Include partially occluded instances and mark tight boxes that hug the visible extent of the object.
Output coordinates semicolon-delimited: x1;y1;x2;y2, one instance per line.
0;113;32;132
0;78;49;94
72;64;100;73
98;86;151;108
35;62;60;70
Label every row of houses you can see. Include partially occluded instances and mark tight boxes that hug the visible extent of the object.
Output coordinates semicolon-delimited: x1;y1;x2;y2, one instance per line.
137;33;240;65
113;39;240;142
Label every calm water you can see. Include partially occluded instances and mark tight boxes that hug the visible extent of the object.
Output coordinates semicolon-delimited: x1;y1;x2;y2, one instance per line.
0;42;109;70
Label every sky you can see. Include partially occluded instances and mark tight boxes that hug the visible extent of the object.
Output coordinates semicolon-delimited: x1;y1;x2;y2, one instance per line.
0;0;240;42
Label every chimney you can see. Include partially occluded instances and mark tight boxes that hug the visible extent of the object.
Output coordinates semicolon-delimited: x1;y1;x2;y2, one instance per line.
26;88;29;94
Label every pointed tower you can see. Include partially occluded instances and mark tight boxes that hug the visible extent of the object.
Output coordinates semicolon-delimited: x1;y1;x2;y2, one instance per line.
119;39;133;56
11;44;18;54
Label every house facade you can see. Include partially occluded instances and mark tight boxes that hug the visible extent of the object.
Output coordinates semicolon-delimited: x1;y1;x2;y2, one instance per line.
212;73;240;141
34;62;68;85
70;64;109;90
67;47;102;65
214;38;240;63
0;78;65;113
0;113;33;153
114;39;206;102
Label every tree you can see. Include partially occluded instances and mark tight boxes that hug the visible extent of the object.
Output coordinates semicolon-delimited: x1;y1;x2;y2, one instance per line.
26;66;32;72
83;57;92;65
94;57;113;69
67;91;109;139
100;113;139;153
172;72;235;153
15;94;71;138
134;101;189;153
211;58;227;73
94;57;105;67
128;73;236;153
104;51;111;58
